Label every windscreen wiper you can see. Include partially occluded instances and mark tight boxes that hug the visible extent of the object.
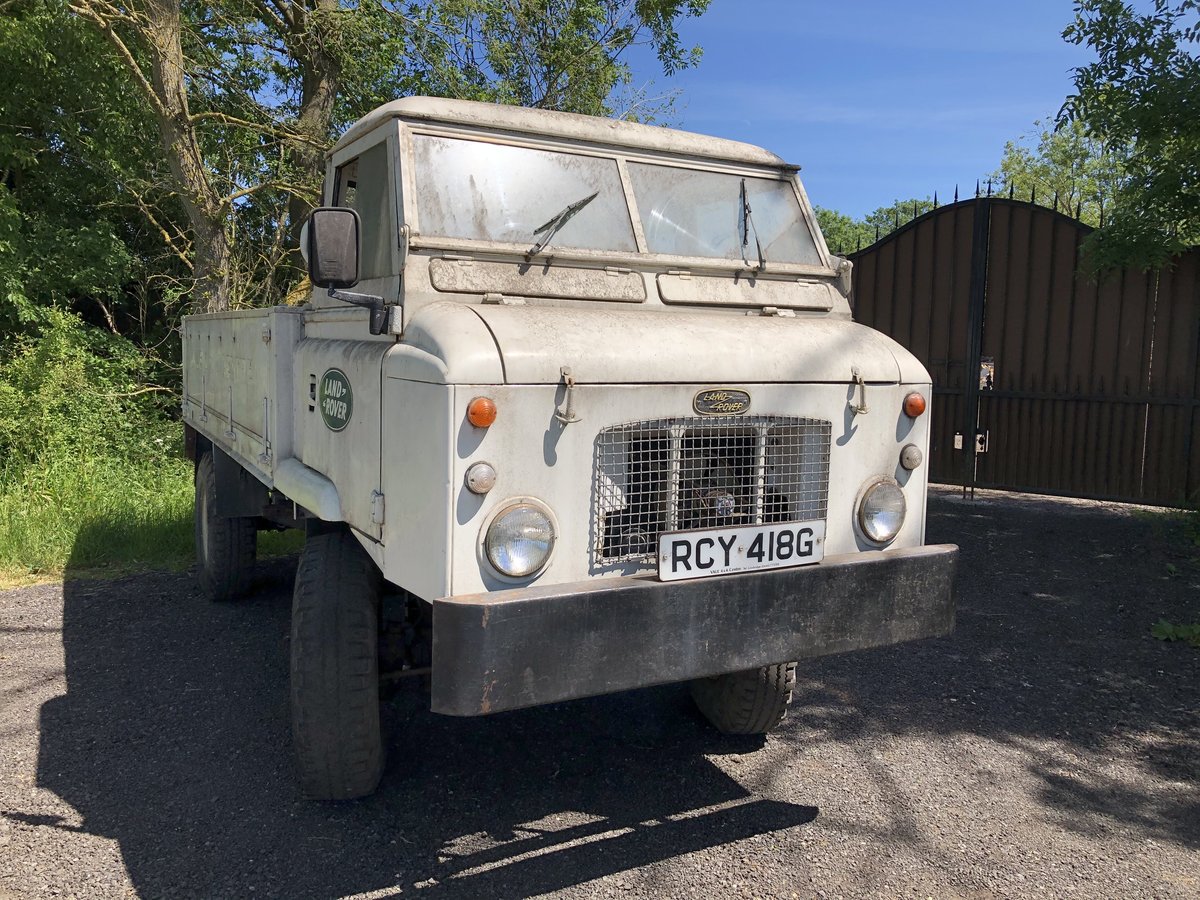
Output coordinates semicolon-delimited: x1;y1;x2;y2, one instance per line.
738;178;766;271
527;190;599;259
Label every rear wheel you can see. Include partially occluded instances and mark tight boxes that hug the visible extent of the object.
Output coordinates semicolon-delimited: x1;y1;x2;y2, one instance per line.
194;450;256;602
290;526;385;800
691;663;797;735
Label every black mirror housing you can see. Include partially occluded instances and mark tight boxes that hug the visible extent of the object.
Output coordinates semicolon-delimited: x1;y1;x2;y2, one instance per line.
307;207;360;289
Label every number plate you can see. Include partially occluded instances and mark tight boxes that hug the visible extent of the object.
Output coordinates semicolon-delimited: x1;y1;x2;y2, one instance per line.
657;520;826;582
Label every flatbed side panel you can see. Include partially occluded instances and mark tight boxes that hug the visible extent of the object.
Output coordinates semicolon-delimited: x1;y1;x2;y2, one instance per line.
182;307;304;486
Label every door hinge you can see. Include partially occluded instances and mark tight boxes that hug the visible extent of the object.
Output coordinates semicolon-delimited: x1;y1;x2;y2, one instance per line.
371;491;385;525
848;367;869;415
554;366;580;425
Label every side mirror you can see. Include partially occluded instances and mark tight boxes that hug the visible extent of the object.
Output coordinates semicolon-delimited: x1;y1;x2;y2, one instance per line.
306;207;360;289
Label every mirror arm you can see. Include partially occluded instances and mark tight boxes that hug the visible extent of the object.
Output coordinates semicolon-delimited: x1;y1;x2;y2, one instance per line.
327;287;388;336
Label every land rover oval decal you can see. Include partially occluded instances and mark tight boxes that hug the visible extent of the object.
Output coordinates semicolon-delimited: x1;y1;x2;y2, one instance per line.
694;389;751;416
319;368;353;431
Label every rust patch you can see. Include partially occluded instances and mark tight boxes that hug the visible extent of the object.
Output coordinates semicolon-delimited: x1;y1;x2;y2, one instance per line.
479;678;497;715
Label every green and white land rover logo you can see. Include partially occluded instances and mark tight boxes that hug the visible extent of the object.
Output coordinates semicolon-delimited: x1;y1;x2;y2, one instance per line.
319;368;353;431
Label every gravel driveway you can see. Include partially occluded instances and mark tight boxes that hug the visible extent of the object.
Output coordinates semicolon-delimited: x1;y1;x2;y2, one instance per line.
1;490;1197;899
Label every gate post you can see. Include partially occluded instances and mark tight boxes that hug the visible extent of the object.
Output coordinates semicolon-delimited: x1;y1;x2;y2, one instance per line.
961;197;992;497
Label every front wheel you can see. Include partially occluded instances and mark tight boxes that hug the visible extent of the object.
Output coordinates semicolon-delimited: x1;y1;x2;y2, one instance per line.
691;663;798;735
290;527;385;800
194;450;256;602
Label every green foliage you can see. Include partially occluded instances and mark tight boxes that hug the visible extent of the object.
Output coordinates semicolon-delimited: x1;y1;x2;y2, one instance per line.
0;310;187;580
990;119;1128;227
0;1;184;336
402;0;709;118
0;309;175;472
1151;619;1200;647
814;197;936;256
1062;0;1200;269
814;207;875;257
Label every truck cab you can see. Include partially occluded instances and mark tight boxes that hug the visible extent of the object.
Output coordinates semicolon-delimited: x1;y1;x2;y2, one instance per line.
182;97;956;800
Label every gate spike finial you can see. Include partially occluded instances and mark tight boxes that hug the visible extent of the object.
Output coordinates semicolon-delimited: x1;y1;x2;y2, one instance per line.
954;184;959;202
986;179;993;197
875;223;880;241
1009;182;1014;200
1075;200;1082;220
975;180;980;198
1053;190;1059;212
1031;185;1037;204
933;190;938;209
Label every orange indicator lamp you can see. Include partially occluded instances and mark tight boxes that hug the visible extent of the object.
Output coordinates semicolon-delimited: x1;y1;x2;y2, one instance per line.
467;396;497;428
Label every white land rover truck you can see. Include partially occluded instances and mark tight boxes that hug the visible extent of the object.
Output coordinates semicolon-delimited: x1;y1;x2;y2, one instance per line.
182;97;957;800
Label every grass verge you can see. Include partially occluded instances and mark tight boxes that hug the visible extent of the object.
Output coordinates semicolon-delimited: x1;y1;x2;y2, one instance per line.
0;454;302;589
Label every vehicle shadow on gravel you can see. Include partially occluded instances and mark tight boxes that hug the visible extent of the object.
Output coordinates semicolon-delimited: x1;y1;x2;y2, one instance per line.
792;494;1200;852
31;530;818;899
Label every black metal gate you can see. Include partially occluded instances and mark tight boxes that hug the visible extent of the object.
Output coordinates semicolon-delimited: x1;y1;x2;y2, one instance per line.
850;196;1200;507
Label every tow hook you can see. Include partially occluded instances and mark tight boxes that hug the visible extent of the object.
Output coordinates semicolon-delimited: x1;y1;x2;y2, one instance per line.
555;366;581;425
848;367;869;415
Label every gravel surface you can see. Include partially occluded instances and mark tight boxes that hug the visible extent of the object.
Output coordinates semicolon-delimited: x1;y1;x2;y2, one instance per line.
1;490;1197;899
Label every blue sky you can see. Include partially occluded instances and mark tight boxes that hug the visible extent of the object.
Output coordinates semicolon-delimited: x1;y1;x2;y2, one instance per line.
648;1;1098;218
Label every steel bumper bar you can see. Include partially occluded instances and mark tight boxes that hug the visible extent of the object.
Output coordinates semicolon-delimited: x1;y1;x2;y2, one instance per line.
431;543;958;716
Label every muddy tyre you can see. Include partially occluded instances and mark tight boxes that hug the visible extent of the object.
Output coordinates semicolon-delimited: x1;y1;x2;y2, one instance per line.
194;450;256;602
691;663;797;735
290;527;384;800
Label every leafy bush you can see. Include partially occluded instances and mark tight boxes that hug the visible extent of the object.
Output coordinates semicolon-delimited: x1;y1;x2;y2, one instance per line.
0;310;190;579
0;307;175;473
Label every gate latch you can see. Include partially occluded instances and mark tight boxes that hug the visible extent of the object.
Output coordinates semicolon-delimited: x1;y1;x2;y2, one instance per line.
848;367;869;416
555;366;580;425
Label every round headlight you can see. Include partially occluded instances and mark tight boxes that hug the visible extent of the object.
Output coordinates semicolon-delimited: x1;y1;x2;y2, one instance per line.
858;480;906;544
485;502;555;577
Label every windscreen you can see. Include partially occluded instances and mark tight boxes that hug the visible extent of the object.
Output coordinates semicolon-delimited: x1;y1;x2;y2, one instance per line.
627;162;824;266
412;134;637;252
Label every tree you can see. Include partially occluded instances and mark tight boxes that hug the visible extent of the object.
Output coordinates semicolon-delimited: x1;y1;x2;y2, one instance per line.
990;119;1128;227
0;2;183;338
814;208;874;257
814;197;935;256
64;0;712;314
1061;0;1200;268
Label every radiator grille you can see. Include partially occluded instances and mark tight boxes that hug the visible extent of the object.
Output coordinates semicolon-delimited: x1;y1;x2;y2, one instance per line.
592;416;831;564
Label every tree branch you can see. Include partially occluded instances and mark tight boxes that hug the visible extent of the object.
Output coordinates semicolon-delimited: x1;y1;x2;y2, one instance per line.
68;1;170;122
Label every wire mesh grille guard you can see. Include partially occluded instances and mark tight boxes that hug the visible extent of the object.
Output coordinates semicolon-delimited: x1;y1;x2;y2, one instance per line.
593;416;832;564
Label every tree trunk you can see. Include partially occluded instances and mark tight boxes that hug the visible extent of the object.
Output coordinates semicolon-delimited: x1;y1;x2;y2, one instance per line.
75;0;231;313
140;0;231;313
284;0;341;271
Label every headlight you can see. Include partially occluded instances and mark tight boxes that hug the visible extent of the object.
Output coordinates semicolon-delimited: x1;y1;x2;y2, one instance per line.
485;501;556;577
858;480;906;544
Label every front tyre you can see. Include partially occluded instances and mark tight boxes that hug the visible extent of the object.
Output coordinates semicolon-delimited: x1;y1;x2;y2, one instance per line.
691;663;797;735
290;527;385;800
194;450;256;602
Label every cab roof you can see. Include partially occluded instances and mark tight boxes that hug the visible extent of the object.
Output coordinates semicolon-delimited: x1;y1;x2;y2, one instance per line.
332;96;793;169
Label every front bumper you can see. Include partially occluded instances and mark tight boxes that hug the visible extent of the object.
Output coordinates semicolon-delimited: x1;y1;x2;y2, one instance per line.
431;543;958;716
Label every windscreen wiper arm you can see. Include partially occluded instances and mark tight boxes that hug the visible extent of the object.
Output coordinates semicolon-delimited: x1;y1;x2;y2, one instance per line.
527;190;599;259
738;178;766;271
